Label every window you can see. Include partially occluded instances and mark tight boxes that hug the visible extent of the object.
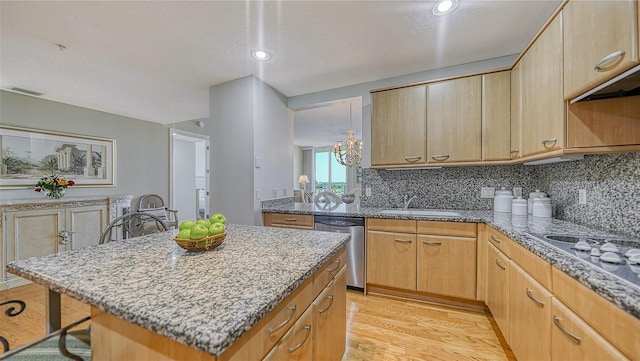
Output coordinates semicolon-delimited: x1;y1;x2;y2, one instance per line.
314;147;346;195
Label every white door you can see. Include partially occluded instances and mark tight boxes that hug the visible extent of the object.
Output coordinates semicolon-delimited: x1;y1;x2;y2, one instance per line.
170;129;210;221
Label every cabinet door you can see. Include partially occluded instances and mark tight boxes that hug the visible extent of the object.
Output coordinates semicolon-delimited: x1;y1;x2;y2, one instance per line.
509;263;552;361
4;209;66;283
262;305;314;361
551;298;629;361
371;85;427;166
521;15;564;157
416;235;476;300
313;266;347;361
482;71;511;161
66;204;109;250
427;76;482;163
486;243;510;343
510;61;522;159
563;0;638;100
366;230;416;290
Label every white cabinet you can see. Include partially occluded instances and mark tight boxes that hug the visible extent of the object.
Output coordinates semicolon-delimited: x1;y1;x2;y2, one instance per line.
1;198;110;289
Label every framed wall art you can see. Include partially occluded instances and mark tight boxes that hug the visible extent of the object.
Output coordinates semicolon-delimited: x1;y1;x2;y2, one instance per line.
0;126;116;188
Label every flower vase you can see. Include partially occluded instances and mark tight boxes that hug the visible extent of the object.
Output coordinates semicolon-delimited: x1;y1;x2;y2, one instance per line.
46;188;65;199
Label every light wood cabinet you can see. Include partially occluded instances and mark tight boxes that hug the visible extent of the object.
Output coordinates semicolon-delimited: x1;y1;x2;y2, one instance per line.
509;262;552;361
486;242;510;343
262;305;314;361
510;61;522;159
416;235;476;299
313;266;347;361
482;71;511;161
521;15;565;157
2;201;108;289
263;213;314;230
366;230;416;290
551;298;629;361
562;0;639;100
427;76;482;163
371;85;427;166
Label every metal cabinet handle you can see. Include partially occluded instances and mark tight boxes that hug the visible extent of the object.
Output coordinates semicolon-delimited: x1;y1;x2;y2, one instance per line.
495;259;506;270
394;239;412;243
284;218;297;222
326;259;341;273
553;316;581;344
526;288;545;307
422;240;441;246
594;50;625;71
268;305;297;334
318;295;334;313
490;235;501;243
431;154;450;161
404;156;422;162
287;324;312;353
541;138;557;148
510;149;520;157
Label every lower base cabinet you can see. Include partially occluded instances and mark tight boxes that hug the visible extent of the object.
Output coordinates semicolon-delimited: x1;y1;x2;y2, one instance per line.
313;266;347;361
486;242;510;343
263;306;314;361
366;230;416;290
509;263;552;361
551;298;629;360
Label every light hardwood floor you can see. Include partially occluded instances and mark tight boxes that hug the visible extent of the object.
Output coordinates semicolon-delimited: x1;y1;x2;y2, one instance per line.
1;285;514;360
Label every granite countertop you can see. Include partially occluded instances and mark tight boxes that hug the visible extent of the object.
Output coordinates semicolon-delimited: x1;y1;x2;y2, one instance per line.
7;224;350;356
263;203;640;320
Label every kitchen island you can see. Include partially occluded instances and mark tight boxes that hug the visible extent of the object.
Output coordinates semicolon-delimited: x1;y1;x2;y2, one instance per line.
7;224;349;360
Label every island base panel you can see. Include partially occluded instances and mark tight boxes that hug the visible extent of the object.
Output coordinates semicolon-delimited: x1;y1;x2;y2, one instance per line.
91;308;215;361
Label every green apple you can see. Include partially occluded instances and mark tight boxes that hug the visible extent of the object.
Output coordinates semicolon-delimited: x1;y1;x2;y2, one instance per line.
208;222;225;235
196;219;211;228
210;213;226;225
190;224;209;239
177;229;191;239
179;220;196;230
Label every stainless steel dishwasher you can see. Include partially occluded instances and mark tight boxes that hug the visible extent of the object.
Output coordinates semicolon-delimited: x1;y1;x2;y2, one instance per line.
314;215;365;290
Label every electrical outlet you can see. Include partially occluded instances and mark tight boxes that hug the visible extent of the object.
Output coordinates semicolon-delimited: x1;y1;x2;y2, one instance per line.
282;188;287;196
256;189;262;200
481;187;495;198
513;187;523;197
365;187;372;197
272;188;278;197
579;189;587;205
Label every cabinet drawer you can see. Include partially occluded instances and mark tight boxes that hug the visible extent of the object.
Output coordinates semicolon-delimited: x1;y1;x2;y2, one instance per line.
366;231;417;290
552;267;640;359
510;242;551;290
487;227;511;257
417;221;476;237
263;304;314;361
367;218;416;233
263;213;314;229
313;266;347;361
312;248;347;298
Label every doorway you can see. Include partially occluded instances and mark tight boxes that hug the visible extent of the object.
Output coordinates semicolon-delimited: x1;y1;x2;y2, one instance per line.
170;129;210;221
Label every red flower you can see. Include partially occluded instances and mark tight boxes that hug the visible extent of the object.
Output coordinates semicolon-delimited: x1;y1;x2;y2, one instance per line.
68;180;75;186
35;188;41;192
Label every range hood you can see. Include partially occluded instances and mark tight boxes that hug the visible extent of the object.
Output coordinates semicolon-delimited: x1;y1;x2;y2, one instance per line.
570;64;640;104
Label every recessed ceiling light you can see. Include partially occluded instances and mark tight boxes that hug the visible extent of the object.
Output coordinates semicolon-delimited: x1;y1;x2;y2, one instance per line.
251;50;271;61
433;0;458;16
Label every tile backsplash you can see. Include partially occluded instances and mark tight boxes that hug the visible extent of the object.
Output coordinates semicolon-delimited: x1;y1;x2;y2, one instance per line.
361;152;640;238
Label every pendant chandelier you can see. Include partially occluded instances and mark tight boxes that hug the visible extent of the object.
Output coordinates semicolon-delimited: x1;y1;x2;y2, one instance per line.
333;103;362;167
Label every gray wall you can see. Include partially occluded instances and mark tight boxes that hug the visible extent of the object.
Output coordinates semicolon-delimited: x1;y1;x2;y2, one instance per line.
0;90;170;202
360;152;640;238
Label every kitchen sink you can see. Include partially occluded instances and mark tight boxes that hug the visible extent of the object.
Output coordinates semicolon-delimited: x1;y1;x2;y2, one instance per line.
379;209;461;217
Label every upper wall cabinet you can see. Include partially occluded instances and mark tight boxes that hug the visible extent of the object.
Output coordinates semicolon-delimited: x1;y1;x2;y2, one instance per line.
482;71;511;161
371;85;427;166
510;62;522;160
562;0;639;100
521;15;565;157
427;76;482;163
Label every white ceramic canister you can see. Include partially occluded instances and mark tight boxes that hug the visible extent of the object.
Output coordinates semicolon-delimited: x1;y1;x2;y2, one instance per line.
528;189;547;214
494;187;514;213
532;196;552;218
512;196;528;216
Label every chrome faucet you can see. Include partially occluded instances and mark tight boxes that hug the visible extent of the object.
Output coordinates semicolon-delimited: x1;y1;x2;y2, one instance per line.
403;195;417;209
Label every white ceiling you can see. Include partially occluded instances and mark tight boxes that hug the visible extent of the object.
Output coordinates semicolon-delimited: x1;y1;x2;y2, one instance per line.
1;1;560;125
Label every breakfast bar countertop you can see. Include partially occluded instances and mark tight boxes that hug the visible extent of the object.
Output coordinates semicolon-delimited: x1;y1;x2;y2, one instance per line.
263;203;640;320
7;224;350;356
